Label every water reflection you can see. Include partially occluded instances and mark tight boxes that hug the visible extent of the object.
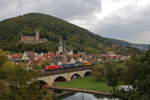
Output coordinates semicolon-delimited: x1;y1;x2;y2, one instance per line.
61;92;120;100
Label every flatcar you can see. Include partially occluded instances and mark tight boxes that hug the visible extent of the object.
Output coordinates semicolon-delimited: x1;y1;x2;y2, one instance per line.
61;63;75;68
74;62;83;67
61;62;83;68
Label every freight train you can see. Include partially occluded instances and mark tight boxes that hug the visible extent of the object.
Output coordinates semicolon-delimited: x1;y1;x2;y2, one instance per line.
44;62;93;71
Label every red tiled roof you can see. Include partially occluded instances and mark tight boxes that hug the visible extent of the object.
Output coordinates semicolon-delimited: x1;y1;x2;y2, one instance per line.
11;53;22;59
33;56;46;61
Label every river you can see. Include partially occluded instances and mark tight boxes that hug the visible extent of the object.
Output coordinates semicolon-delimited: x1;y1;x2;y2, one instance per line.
51;90;121;100
62;92;120;100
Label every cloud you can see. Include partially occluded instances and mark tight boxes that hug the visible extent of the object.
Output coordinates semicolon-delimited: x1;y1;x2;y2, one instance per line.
131;31;150;43
95;3;150;44
0;0;37;20
0;0;150;44
36;0;101;19
70;0;150;44
0;0;101;20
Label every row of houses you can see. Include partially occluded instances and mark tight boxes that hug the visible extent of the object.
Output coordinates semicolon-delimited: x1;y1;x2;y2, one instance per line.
9;34;130;66
9;51;130;65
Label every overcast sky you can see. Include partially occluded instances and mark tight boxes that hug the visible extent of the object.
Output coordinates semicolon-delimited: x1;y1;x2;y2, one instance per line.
0;0;150;44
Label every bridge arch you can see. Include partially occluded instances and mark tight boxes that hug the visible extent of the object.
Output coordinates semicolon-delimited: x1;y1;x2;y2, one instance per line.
53;76;67;84
84;71;92;77
36;68;92;85
71;73;81;80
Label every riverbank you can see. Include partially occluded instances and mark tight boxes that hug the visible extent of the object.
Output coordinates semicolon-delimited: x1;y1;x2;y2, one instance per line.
54;77;112;92
49;86;113;96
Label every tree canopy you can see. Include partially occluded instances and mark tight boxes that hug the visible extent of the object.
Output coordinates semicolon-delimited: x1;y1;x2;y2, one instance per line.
0;50;51;100
92;50;150;99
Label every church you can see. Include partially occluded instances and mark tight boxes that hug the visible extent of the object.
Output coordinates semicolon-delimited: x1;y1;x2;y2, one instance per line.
57;37;73;55
56;37;74;64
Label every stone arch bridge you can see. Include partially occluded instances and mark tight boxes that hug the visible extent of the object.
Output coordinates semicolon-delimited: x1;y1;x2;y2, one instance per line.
35;67;92;86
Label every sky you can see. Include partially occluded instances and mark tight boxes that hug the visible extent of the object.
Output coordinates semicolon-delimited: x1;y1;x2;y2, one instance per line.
0;0;150;44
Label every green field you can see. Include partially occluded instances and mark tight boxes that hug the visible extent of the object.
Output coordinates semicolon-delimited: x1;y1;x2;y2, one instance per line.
54;77;112;92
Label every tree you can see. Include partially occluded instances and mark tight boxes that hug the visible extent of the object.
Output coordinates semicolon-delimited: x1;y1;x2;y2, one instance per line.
92;63;106;81
115;64;126;81
0;68;10;96
0;50;8;66
105;63;119;92
92;62;121;93
1;61;16;69
135;50;150;99
0;65;49;100
120;50;150;100
123;57;139;87
0;51;50;100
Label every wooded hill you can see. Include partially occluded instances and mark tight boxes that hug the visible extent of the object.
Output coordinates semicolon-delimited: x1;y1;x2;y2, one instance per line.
0;13;141;55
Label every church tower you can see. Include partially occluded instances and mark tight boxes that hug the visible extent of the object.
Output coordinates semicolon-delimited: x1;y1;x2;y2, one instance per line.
63;43;68;64
35;30;40;42
58;37;64;53
20;34;24;42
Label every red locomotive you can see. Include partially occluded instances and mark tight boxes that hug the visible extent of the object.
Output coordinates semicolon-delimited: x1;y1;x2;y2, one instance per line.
44;65;61;71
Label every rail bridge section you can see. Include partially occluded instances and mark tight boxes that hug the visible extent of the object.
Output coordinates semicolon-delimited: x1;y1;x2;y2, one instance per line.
35;67;92;86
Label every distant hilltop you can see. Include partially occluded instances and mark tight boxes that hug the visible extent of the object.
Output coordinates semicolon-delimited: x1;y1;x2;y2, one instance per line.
0;13;142;55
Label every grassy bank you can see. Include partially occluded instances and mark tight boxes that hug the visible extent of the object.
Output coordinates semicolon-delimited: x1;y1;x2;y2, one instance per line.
54;77;112;92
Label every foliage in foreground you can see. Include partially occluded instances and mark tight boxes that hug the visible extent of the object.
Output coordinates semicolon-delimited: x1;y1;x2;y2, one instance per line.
92;50;150;100
92;62;126;92
0;50;52;100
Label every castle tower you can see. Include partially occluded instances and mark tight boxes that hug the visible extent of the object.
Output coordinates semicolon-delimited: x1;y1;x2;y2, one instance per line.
35;30;40;42
58;37;63;53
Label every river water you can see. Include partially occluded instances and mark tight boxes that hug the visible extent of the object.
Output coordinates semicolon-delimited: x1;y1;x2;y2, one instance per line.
62;92;120;100
52;90;121;100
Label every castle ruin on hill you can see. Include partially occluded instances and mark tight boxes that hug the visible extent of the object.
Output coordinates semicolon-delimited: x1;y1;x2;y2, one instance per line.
20;30;48;44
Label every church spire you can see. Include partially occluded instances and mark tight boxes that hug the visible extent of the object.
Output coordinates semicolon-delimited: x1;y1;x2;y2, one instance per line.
35;30;40;42
63;42;67;64
59;36;63;47
58;36;63;53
